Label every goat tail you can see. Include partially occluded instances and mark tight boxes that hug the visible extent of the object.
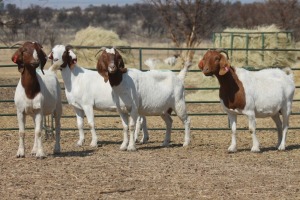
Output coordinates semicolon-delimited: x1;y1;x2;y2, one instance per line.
282;67;294;80
177;61;192;81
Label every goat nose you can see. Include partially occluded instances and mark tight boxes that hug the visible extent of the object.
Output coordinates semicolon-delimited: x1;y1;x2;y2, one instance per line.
203;66;210;73
108;64;117;73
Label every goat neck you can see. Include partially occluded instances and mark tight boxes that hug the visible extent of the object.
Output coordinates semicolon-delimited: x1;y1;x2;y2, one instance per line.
20;65;41;99
216;68;246;110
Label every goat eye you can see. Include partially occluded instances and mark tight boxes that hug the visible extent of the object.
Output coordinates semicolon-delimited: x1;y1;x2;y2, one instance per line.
54;58;58;62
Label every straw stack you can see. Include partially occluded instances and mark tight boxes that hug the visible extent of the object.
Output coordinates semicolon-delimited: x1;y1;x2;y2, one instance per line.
214;25;296;69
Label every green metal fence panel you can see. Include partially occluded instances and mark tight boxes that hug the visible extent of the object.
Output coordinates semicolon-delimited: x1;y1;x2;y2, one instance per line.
1;46;300;132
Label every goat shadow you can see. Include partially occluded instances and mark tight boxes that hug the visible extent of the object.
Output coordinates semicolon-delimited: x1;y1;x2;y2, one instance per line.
98;140;122;146
236;144;300;153
138;143;183;150
52;149;95;158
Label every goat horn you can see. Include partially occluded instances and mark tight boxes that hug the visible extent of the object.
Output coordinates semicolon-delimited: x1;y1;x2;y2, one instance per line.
216;48;229;60
94;47;107;57
10;40;29;48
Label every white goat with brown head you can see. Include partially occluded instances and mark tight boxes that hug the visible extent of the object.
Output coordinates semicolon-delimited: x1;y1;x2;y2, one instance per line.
97;47;191;151
198;49;295;152
12;41;62;158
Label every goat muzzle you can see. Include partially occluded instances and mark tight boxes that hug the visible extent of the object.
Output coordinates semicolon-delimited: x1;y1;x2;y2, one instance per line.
108;63;117;74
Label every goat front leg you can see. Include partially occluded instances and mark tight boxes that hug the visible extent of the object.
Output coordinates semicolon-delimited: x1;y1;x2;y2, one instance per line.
74;108;85;146
127;113;138;151
119;113;129;151
248;115;260;152
16;111;26;158
32;112;46;158
83;106;98;147
228;114;237;153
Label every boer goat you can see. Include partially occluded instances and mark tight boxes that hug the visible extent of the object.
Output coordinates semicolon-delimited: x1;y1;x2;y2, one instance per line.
97;47;191;151
48;45;149;147
12;41;62;158
198;49;295;152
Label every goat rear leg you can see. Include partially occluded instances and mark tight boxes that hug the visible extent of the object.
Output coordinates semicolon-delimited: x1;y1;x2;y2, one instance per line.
16;111;26;158
271;113;283;149
83;106;98;147
75;108;85;147
175;101;191;147
140;116;149;143
278;107;291;151
53;111;61;154
161;114;173;147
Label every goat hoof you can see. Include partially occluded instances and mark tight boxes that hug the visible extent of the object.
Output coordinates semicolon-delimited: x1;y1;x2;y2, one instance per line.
120;145;127;151
183;141;190;147
140;139;148;144
90;142;98;148
53;150;60;155
16;154;25;158
162;142;170;147
127;146;137;151
227;147;237;153
251;147;261;153
277;145;286;151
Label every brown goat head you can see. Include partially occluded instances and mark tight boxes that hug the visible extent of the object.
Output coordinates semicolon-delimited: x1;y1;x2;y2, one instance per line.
198;50;230;76
96;47;127;85
61;45;77;69
11;41;47;74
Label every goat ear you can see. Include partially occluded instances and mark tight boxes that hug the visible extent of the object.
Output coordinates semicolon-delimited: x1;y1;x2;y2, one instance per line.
116;50;127;74
34;42;47;74
11;49;24;73
198;60;204;70
219;54;230;76
96;56;109;82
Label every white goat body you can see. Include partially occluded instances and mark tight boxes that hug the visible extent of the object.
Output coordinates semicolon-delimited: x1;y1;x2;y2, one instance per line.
97;48;191;151
14;71;62;158
199;50;295;152
49;45;149;147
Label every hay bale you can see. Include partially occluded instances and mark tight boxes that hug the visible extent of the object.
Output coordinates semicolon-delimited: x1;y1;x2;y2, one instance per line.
214;25;296;68
70;26;134;68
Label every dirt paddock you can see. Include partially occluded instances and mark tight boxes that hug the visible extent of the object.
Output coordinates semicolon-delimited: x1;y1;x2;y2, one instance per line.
1;77;300;200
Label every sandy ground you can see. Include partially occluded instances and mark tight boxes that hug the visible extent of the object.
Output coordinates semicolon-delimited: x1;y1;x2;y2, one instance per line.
1;74;300;200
